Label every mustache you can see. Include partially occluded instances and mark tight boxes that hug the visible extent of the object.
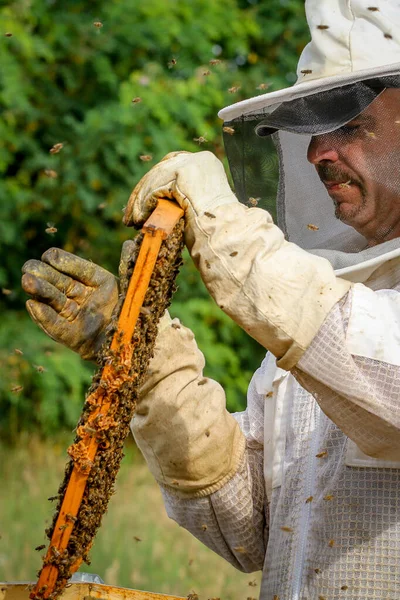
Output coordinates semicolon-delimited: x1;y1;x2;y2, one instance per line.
316;165;362;188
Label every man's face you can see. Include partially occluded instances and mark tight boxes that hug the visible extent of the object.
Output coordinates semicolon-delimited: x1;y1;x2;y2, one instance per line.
307;88;400;246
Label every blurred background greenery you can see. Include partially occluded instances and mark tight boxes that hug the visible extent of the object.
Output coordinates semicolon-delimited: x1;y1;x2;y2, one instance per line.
0;0;309;596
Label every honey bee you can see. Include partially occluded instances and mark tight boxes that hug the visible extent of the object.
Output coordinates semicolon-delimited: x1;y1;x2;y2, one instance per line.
45;223;58;235
316;450;328;458
229;251;238;257
307;223;319;231
328;539;335;547
222;126;235;135
228;86;241;93
233;546;246;553
314;568;321;574
139;154;153;161
341;585;349;591
266;391;273;397
187;593;198;600
203;70;211;76
44;169;58;178
300;69;313;75
131;97;142;104
248;197;260;207
193;135;208;144
364;130;376;138
280;526;294;533
2;288;12;295
133;536;142;542
317;25;330;30
384;33;393;39
305;496;314;503
34;365;46;373
201;524;208;531
256;83;269;90
248;580;257;587
11;385;23;393
93;21;103;28
168;57;177;68
324;494;334;501
49;142;63;154
204;211;216;218
273;596;280;600
4;32;13;37
209;59;222;66
14;348;23;355
368;6;379;11
35;545;46;551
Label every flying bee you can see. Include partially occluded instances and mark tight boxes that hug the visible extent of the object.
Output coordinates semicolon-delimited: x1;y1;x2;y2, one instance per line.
93;20;103;28
4;32;13;37
248;197;260;207
11;385;23;393
2;288;12;295
307;223;319;231
317;25;330;30
49;142;63;154
248;580;257;587
131;97;142;104
44;169;58;178
280;526;294;533
228;85;241;93
193;135;208;144
203;70;211;76
34;365;46;373
209;59;222;66
139;154;153;161
222;126;235;135
35;545;46;551
14;348;23;355
256;83;269;90
168;57;177;68
323;494;334;501
45;223;58;235
133;536;142;542
300;69;313;75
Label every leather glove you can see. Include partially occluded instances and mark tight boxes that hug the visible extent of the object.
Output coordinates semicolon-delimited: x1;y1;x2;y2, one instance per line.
21;242;136;361
133;312;245;497
123;150;352;369
123;150;238;247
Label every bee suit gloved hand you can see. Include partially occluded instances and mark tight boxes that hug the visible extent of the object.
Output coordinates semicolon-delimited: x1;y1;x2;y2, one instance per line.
124;150;352;369
21;241;137;361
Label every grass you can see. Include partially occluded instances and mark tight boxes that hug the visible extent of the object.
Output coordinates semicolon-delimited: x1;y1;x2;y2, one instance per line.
0;435;261;599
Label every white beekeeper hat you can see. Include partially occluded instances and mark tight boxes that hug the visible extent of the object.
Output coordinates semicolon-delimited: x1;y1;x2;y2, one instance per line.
219;0;400;124
219;0;400;276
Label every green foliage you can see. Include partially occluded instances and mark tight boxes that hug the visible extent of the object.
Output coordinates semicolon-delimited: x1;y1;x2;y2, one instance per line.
0;313;94;442
0;0;309;440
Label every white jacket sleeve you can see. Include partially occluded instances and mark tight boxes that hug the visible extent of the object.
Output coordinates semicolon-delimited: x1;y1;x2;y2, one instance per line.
294;283;400;461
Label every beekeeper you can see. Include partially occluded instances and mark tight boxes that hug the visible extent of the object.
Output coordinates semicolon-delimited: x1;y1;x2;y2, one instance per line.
22;1;400;597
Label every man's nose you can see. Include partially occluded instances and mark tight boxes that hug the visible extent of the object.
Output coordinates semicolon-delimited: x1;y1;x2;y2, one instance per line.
307;133;340;164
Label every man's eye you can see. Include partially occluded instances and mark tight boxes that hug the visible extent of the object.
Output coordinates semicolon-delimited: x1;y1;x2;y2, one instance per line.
339;124;360;134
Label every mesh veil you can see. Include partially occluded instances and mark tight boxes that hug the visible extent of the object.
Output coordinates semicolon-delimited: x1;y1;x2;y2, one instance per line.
223;74;400;271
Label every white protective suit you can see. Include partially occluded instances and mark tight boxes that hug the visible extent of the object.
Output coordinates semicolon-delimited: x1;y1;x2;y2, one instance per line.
129;1;400;598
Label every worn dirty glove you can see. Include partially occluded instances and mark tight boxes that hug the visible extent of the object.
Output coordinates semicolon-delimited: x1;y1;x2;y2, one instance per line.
133;312;245;497
21;242;136;361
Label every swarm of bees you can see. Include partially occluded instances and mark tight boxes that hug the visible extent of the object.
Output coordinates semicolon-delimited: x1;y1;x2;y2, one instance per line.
32;220;185;600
